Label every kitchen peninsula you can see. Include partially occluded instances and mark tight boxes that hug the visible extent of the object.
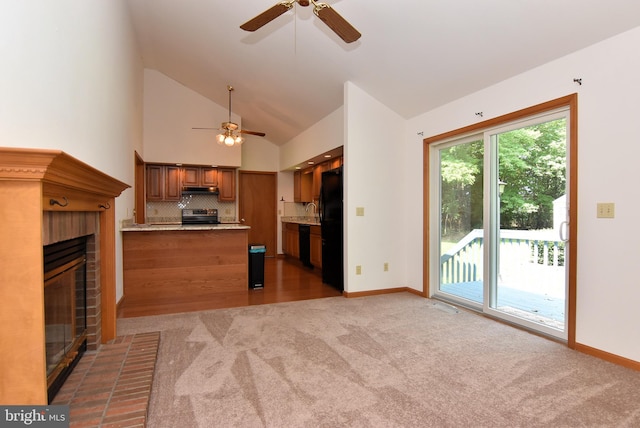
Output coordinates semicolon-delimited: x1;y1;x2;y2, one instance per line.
121;223;250;316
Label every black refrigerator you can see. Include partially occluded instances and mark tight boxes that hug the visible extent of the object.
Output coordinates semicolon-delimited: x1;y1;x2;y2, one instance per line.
319;166;343;291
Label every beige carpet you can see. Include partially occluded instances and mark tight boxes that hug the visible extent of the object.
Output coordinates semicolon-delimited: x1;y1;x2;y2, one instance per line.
117;292;640;427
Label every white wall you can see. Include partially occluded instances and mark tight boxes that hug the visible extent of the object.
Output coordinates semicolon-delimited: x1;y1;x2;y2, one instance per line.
240;138;279;172
277;107;345;254
142;69;241;167
405;26;640;362
279;107;344;170
0;0;143;302
344;82;407;293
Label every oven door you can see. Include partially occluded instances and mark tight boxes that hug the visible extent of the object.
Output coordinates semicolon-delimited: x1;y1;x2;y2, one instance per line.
182;216;219;225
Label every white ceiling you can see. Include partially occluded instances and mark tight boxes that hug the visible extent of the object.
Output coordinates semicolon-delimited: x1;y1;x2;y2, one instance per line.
126;0;640;145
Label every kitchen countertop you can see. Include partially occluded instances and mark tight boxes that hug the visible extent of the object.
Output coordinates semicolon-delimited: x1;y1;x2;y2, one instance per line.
281;216;320;226
121;223;250;232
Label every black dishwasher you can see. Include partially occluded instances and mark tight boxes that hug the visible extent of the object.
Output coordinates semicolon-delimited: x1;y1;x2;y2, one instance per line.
298;224;313;268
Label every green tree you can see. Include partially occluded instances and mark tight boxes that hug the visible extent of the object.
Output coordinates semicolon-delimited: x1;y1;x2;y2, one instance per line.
440;118;566;236
498;118;566;229
440;140;483;237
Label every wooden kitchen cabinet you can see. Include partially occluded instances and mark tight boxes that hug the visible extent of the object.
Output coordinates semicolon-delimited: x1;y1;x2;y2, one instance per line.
284;223;299;258
294;169;312;203
330;157;343;170
201;167;218;186
183;166;218;187
295;169;313;203
218;168;236;201
293;170;301;202
182;166;200;186
145;164;164;201
146;163;227;202
146;164;181;201
310;225;322;269
164;166;182;200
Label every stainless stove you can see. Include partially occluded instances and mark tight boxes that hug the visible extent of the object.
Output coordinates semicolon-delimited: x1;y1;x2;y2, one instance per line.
181;208;220;225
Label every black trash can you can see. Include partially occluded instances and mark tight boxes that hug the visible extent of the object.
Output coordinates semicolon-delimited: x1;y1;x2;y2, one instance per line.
248;244;266;289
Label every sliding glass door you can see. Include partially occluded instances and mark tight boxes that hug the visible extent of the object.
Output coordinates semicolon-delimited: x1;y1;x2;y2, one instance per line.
433;110;569;339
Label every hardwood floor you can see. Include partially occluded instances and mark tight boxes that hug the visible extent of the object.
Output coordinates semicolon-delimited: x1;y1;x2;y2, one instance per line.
117;256;343;318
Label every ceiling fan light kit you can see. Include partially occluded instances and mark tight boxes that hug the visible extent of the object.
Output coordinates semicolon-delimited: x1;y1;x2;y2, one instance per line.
241;0;361;43
192;85;266;147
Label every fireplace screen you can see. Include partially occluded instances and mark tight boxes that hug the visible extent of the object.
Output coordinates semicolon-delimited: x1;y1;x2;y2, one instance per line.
44;236;88;401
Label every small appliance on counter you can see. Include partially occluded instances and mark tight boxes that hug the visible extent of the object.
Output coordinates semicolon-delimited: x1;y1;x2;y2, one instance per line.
181;208;220;225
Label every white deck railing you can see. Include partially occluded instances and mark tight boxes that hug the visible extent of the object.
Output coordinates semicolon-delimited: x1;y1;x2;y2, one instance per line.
440;229;565;284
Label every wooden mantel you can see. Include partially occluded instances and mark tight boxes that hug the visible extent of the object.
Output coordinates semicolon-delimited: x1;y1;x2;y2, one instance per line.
0;147;129;404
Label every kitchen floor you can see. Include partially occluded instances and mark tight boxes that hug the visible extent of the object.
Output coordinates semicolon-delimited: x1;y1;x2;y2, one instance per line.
117;257;342;318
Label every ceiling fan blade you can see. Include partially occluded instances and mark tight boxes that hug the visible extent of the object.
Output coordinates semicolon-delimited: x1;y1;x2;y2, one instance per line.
239;129;266;137
314;5;361;43
240;2;293;32
192;127;219;130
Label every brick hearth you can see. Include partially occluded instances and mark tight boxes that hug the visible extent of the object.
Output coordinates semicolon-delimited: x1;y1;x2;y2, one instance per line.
52;332;159;427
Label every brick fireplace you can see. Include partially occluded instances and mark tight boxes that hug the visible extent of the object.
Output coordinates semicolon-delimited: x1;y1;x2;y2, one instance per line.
44;211;102;350
0;148;129;405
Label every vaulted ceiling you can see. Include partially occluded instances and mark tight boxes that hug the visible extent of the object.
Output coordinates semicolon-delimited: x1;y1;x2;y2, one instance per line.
126;0;640;145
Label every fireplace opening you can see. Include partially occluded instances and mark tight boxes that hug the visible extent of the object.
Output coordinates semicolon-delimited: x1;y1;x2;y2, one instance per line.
44;236;88;403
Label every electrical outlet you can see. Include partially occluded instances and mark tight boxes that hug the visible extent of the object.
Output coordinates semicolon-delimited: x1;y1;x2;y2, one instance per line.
356;207;365;216
384;262;389;272
356;265;362;275
597;202;615;218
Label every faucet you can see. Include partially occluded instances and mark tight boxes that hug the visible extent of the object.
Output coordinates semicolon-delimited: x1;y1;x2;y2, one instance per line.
305;202;317;215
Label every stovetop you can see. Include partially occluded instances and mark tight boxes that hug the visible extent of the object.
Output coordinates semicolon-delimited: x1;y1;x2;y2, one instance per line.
181;208;219;224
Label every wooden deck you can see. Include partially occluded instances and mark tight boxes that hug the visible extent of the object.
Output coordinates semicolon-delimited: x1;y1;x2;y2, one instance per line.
439;280;565;329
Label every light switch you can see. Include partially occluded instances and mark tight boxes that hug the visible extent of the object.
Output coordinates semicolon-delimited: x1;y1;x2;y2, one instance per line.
356;265;362;275
356;207;365;216
597;202;615;218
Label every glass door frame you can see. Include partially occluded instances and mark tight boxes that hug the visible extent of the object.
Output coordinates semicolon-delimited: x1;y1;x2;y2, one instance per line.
423;94;578;347
483;110;570;339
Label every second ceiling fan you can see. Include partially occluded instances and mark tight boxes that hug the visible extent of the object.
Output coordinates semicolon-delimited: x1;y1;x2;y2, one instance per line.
240;0;361;44
193;85;266;146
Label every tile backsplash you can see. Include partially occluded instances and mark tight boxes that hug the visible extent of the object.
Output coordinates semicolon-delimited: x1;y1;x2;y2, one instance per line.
146;195;236;223
281;202;319;223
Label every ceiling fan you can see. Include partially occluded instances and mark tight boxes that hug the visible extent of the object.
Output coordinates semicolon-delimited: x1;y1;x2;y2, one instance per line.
240;0;361;44
193;85;266;146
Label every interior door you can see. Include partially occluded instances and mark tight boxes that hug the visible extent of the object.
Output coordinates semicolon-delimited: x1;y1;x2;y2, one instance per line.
239;171;277;257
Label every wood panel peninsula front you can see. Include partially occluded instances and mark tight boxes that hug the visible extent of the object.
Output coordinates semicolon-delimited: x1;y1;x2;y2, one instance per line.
121;224;250;316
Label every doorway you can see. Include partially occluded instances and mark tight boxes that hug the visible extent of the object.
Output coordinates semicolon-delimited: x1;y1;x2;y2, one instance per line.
424;95;577;343
239;171;277;257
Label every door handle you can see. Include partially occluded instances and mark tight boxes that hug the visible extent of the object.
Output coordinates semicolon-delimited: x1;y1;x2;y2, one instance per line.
559;221;569;242
241;218;245;223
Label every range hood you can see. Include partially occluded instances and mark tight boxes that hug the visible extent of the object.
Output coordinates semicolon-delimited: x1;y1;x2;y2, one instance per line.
181;186;219;195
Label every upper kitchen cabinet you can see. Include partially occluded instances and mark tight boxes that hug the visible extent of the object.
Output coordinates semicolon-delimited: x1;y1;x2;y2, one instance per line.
146;164;181;201
293;154;343;203
146;163;232;202
182;166;218;187
218;168;236;202
201;167;218;186
294;169;313;203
